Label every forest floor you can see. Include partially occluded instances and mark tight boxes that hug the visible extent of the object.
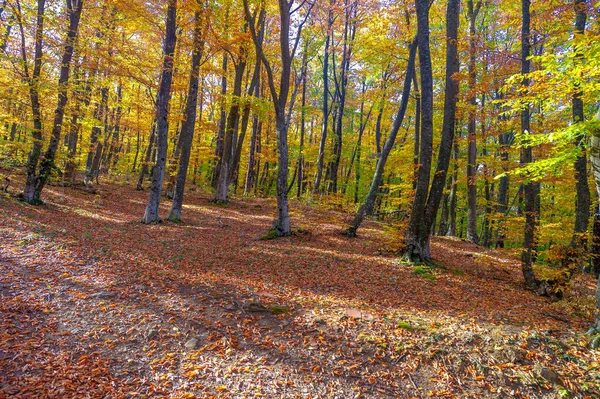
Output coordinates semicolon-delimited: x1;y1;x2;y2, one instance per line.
1;177;599;399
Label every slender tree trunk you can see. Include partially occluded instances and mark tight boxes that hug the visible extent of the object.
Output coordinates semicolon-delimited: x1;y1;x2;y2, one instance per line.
496;129;511;247
346;38;417;237
142;0;178;224
23;0;83;203
137;125;156;190
85;86;108;186
216;56;246;202
313;7;333;195
520;0;540;289
212;53;228;189
466;0;482;244
328;0;356;194
448;139;459;236
168;9;205;221
104;83;123;173
572;0;590;251
297;42;309;198
412;73;421;191
244;82;261;195
420;0;461;252
586;109;600;345
20;0;45;203
231;19;264;189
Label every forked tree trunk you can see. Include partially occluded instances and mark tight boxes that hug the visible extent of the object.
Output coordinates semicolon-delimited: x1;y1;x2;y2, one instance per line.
402;0;459;260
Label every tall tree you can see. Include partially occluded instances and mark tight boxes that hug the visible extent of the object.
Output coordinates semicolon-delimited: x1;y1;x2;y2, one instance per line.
466;0;482;244
571;0;590;251
421;0;461;250
520;0;539;288
21;0;84;204
313;3;333;195
167;7;206;221
346;37;417;237
403;0;460;261
243;0;314;236
142;0;178;224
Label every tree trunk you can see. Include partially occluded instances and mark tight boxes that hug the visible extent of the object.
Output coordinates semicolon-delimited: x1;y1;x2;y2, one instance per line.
23;0;83;203
586;108;600;345
403;0;434;262
244;83;262;195
168;9;205;221
216;55;246;202
142;0;178;224
448;139;459;236
572;0;590;252
327;0;356;194
20;0;45;204
137;125;156;190
346;38;417;237
520;0;540;289
466;0;482;244
297;41;309;198
420;0;461;249
212;53;228;189
313;7;333;195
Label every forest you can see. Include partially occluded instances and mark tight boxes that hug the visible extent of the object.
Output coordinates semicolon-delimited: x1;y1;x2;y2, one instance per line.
1;0;600;397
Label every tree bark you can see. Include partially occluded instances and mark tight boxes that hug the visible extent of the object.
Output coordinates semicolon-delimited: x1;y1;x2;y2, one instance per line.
20;0;45;203
520;0;540;289
142;0;178;224
572;0;590;252
22;0;83;203
466;0;482;244
346;38;417;237
168;9;205;221
215;54;246;202
313;6;333;195
421;0;461;249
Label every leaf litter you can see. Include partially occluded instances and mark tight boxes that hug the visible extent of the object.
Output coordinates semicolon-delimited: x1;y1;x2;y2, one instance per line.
0;182;599;398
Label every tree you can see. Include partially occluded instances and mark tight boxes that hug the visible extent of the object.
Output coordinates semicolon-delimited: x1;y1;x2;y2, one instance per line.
167;6;206;221
466;0;482;244
571;0;590;252
402;0;460;261
346;37;417;237
519;0;539;289
243;0;314;236
20;0;84;204
142;0;178;224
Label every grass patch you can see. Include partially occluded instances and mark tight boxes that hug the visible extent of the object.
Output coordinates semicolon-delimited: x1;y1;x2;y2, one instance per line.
260;229;278;240
396;320;412;330
414;265;436;280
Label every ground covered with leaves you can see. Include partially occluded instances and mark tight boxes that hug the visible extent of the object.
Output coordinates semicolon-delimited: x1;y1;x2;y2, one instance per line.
1;180;599;398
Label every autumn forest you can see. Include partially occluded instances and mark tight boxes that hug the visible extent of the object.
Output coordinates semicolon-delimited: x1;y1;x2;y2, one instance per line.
1;0;600;397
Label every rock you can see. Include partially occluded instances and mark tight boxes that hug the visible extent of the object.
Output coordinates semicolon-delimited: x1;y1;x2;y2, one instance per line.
184;337;199;350
90;291;116;299
146;329;158;341
540;367;559;384
244;302;269;313
534;364;559;384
